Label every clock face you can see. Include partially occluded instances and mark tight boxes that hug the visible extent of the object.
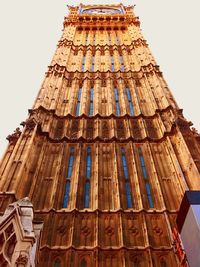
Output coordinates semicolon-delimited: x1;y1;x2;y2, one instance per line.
82;8;121;15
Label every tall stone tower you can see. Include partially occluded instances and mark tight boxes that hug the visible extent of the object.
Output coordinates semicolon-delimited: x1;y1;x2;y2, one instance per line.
0;4;200;267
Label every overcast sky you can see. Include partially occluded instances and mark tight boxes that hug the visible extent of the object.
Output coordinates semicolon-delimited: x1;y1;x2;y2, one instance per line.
0;0;200;157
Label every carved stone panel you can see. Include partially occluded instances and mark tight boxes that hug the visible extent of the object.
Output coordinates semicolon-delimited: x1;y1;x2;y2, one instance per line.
145;118;159;139
73;213;96;247
116;120;125;139
54;119;64;139
151;251;177;267
125;250;151;267
145;214;171;248
40;213;73;247
101;120;110;139
86;120;94;139
99;251;123;267
130;119;142;139
70;120;79;139
99;213;120;247
122;213;145;247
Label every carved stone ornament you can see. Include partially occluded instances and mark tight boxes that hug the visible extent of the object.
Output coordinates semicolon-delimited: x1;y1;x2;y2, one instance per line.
6;127;21;144
128;226;139;235
80;225;91;236
153;226;163;236
191;127;200;137
105;226;114;236
15;254;28;265
57;225;67;234
21;116;38;130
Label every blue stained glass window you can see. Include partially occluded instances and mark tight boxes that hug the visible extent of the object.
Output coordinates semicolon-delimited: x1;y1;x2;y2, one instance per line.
76;103;80;116
116;33;120;44
138;147;154;208
111;56;115;72
108;33;112;45
86;147;91;178
125;182;132;208
67;147;74;178
63;147;75;208
114;88;119;100
145;183;154;208
120;55;125;72
86;33;89;45
89;88;94;116
122;155;128;179
126;87;135;116
75;88;82;116
129;103;134;116
114;88;120;116
85;182;90;208
92;56;95;72
141;166;148;180
84;147;91;208
82;56;86;71
63;182;70;208
126;87;131;101
121;147;133;208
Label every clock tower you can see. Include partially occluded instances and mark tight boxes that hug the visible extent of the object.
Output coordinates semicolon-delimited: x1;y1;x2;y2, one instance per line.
0;3;199;267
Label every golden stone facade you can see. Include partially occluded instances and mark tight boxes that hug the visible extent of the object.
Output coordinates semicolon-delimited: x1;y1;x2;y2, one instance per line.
0;4;200;267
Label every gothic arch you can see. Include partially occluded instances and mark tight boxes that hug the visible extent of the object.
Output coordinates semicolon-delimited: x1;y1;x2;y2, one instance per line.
160;257;167;267
54;258;61;267
80;258;87;267
132;257;141;267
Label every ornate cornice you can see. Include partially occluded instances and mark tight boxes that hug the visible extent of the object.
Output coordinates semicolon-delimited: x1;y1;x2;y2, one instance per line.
40;245;173;252
6;127;21;145
35;123;177;144
63;15;140;28
58;38;148;49
46;63;161;78
34;208;178;215
30;104;174;120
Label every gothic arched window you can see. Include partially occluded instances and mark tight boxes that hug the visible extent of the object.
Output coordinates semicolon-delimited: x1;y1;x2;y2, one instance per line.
121;147;133;208
108;32;112;45
85;32;89;46
80;259;87;267
125;87;135;116
54;259;61;267
114;88;121;116
89;88;94;116
111;55;115;71
133;258;140;267
138;147;154;208
120;54;125;72
92;55;95;72
76;88;82;116
116;32;120;45
67;147;74;178
85;147;91;208
63;147;74;208
160;258;167;267
82;55;86;71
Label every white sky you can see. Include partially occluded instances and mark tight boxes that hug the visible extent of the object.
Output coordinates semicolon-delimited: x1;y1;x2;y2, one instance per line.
0;0;200;157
